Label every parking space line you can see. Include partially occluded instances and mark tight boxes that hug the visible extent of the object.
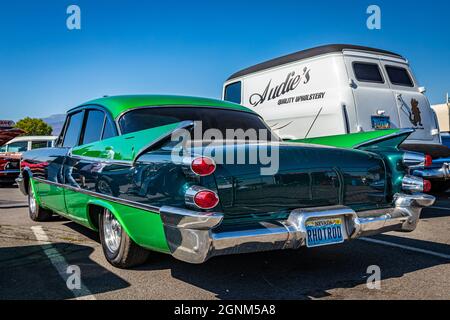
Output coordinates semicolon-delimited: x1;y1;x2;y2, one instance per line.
360;237;450;260
31;226;96;300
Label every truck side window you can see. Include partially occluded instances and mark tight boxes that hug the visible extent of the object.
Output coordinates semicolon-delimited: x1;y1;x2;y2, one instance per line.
353;62;384;83
224;81;242;104
62;111;84;148
31;141;49;150
385;65;414;87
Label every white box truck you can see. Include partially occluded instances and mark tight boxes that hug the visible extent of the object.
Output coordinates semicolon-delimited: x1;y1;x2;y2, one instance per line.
222;44;450;187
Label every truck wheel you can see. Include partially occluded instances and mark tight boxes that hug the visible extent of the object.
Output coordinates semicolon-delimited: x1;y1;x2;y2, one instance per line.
99;208;149;268
28;187;53;222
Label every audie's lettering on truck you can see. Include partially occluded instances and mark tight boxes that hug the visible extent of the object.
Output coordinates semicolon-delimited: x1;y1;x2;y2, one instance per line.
249;67;311;107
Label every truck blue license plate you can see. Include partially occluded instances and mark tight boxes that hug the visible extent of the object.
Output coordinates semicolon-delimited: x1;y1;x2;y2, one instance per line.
305;217;345;248
371;116;391;129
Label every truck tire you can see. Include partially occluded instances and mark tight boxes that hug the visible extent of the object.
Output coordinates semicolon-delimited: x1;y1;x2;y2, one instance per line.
99;208;149;268
28;187;53;222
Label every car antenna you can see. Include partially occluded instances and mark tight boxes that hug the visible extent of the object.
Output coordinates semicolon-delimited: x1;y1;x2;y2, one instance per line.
304;107;323;139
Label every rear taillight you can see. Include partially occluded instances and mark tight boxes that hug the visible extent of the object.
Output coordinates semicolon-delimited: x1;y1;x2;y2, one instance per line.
185;186;219;210
190;156;216;176
402;151;432;168
194;190;219;209
402;175;432;193
423;179;432;193
424;155;433;167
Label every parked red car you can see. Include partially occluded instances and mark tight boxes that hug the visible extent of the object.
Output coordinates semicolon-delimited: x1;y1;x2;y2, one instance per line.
0;128;24;185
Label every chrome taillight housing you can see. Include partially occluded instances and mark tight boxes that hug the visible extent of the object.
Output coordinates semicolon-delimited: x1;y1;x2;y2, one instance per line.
185;185;219;210
402;151;432;168
402;175;432;193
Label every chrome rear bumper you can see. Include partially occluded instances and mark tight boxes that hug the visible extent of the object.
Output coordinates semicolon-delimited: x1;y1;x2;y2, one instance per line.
160;193;435;264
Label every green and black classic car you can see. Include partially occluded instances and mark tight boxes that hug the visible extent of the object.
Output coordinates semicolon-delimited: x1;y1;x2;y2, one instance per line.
17;95;435;268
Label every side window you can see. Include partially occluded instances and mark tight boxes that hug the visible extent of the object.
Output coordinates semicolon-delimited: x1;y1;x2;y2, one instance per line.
353;62;384;83
62;111;84;147
7;141;28;152
102;118;116;140
385;65;414;87
224;81;242;104
81;110;105;145
31;141;49;150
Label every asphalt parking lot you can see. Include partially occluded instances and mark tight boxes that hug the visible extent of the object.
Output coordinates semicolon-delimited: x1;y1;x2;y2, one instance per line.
1;185;450;300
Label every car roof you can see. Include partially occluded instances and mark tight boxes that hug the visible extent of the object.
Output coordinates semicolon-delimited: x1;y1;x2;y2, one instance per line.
6;136;57;144
71;95;254;120
226;44;404;81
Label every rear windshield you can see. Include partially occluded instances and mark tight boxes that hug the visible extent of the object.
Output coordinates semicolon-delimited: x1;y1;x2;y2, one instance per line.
385;65;414;87
353;62;384;83
119;107;277;140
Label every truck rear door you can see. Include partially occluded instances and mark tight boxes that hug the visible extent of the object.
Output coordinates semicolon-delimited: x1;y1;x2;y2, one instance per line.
344;53;400;132
379;59;438;142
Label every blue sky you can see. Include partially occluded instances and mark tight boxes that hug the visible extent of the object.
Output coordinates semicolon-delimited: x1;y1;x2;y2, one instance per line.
0;0;449;121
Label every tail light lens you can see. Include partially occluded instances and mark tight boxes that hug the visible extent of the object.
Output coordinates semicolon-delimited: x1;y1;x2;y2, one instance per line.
402;175;432;193
194;190;219;209
424;155;433;167
185;186;219;210
191;156;216;176
423;179;432;193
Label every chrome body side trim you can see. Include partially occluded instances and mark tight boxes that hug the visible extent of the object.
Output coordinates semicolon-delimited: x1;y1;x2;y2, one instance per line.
413;163;450;180
160;193;435;264
0;170;20;174
32;177;161;213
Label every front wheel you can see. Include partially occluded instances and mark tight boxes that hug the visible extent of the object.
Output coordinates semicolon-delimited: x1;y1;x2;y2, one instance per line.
99;208;149;268
28;187;53;222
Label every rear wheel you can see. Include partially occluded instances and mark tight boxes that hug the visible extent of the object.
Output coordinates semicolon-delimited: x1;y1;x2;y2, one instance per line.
28;187;53;221
99;208;149;268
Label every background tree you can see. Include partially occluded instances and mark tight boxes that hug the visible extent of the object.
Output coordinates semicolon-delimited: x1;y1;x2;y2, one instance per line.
15;117;53;136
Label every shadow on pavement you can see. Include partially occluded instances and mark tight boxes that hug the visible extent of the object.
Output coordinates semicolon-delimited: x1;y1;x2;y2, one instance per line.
130;236;450;299
0;243;129;299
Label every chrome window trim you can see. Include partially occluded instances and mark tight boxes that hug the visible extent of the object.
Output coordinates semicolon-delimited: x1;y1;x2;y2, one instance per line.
33;177;161;213
115;105;259;136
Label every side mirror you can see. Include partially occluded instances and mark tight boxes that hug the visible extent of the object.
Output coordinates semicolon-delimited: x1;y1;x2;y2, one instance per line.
419;87;426;94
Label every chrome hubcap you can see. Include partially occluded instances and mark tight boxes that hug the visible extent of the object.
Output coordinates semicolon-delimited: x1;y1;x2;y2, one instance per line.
103;209;122;253
29;190;37;215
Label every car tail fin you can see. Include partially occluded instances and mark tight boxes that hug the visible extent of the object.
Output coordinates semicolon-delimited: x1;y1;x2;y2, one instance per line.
291;129;413;152
132;120;194;165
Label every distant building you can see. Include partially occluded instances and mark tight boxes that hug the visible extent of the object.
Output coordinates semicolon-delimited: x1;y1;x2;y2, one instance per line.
0;120;15;129
432;95;450;133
